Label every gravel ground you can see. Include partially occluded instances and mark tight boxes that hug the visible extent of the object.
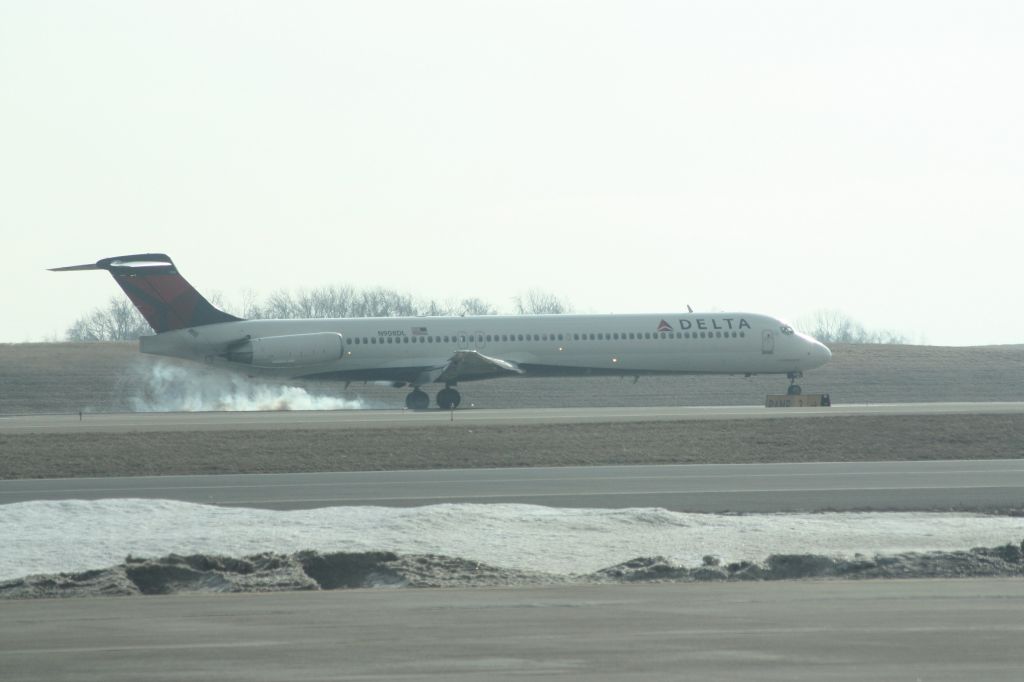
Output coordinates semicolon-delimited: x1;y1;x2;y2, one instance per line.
2;414;1023;480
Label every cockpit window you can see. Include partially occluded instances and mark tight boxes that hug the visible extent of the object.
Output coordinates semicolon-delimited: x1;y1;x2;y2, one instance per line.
780;325;795;335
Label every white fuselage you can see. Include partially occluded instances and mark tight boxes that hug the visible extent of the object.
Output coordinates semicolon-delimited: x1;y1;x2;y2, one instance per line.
140;311;832;385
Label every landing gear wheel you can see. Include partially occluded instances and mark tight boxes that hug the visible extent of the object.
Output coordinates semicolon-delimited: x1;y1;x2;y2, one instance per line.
437;387;461;410
786;371;803;396
405;389;430;410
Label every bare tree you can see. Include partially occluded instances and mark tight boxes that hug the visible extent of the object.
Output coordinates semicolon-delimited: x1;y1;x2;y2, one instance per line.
419;298;457;316
458;297;497;316
513;289;572;315
65;297;151;341
802;309;908;344
237;288;265;320
66;285;557;339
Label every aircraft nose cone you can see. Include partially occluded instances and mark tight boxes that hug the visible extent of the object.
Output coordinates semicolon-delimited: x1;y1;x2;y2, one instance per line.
818;342;832;364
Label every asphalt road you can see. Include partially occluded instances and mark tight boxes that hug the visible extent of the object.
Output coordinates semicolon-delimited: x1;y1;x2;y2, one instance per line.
4;579;1024;682
4;459;1024;512
3;400;1023;433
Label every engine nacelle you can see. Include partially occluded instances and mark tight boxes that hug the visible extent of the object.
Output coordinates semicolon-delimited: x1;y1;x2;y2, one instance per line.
226;332;344;367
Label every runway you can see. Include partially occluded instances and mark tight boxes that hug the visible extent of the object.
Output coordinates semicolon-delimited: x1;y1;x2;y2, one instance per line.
4;579;1024;681
2;400;1023;433
4;459;1024;512
5;405;1024;680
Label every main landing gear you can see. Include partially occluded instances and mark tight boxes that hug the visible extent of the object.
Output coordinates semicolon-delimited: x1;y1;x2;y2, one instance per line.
786;371;803;396
437;386;461;410
405;389;430;410
404;386;462;410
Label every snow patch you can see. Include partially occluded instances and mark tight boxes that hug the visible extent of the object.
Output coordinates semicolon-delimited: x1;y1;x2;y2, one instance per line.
2;499;1023;582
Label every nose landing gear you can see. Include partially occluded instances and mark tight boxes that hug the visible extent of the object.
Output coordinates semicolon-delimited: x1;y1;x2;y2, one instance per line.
786;371;803;395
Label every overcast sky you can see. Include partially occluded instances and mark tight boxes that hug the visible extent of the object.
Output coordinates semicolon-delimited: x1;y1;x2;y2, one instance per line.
2;1;1021;345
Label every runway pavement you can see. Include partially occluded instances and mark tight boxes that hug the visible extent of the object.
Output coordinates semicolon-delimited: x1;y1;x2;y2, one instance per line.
5;405;1024;680
4;579;1024;681
2;401;1023;434
4;459;1023;512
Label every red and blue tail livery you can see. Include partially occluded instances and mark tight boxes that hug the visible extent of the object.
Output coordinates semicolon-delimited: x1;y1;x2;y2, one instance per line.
51;254;239;333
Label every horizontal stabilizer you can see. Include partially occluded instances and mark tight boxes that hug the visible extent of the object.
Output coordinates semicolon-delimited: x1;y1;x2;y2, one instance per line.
49;262;103;272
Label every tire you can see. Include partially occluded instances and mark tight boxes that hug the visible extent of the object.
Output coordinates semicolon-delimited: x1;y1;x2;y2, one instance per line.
787;384;802;396
437;388;461;410
405;390;430;410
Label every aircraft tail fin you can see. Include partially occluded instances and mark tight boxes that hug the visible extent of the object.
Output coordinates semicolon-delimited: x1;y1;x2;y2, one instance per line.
51;253;241;333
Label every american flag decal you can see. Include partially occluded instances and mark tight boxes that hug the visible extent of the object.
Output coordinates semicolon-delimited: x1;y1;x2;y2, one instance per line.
412;326;428;335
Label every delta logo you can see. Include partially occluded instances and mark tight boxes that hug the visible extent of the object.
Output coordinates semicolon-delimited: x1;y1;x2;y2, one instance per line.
656;319;673;332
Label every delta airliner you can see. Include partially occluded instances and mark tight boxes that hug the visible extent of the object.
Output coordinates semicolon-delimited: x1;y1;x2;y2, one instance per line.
54;254;831;409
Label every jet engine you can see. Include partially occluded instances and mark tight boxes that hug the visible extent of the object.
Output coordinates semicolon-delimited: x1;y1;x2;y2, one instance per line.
225;332;344;367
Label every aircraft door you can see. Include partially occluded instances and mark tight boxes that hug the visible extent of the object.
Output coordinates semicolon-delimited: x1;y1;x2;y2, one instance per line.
761;329;775;354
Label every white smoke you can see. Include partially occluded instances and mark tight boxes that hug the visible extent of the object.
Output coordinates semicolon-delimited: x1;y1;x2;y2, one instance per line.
130;362;368;412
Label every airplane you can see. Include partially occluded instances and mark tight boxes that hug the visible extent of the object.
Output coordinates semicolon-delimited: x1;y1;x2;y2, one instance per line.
52;253;832;410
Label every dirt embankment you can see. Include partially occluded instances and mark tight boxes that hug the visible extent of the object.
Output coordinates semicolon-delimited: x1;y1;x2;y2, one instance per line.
5;543;1024;599
2;342;1023;415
